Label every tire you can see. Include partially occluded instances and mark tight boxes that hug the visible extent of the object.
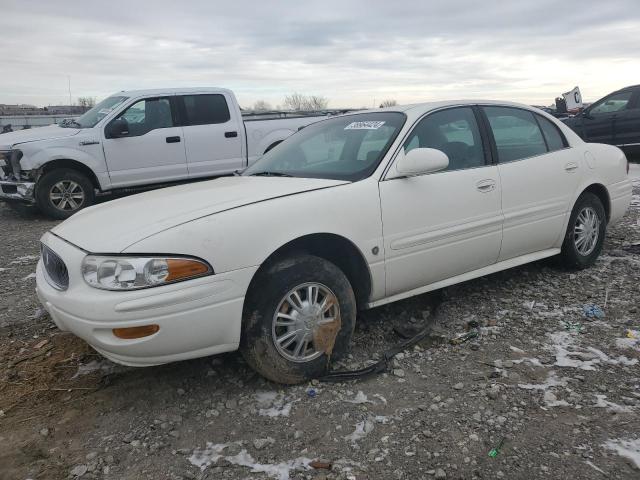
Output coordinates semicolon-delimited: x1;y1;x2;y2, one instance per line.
35;169;95;220
240;254;356;384
558;192;606;269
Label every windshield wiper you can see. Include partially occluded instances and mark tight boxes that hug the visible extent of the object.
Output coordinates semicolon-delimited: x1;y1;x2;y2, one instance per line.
249;171;294;177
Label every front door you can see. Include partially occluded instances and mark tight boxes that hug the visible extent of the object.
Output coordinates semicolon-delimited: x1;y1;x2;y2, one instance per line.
379;106;503;297
481;106;581;261
102;96;188;187
581;90;634;144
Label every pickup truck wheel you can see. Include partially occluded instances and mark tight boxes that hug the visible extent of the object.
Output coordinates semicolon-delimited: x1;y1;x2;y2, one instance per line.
240;254;356;384
36;169;95;220
558;192;606;269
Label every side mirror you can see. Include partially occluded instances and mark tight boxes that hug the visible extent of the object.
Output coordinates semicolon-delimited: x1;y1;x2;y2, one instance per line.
387;147;449;179
106;119;129;138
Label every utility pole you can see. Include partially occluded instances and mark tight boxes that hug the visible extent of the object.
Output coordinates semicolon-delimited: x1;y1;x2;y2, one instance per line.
68;76;72;106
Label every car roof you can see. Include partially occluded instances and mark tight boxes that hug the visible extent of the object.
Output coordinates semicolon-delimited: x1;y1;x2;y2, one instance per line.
360;99;543;118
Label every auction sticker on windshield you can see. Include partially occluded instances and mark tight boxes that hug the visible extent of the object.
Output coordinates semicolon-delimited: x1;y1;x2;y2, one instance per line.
344;121;385;130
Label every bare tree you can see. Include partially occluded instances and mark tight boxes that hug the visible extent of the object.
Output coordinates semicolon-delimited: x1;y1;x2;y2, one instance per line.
283;93;307;111
306;95;329;110
283;93;329;111
77;96;96;108
252;100;272;111
379;99;397;108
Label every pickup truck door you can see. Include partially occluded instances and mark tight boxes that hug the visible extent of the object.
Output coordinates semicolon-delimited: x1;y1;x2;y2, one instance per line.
102;96;188;187
581;90;634;144
177;94;245;177
613;90;640;147
379;106;503;297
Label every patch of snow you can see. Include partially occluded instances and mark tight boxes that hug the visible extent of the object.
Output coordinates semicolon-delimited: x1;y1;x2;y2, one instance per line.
189;443;312;480
22;272;36;281
518;371;569;391
603;438;640;469
255;391;294;417
372;393;387;404
72;359;119;378
543;391;570;407
509;346;525;354
345;391;373;404
593;395;632;413
548;332;600;370
586;346;637;366
344;418;374;443
512;357;546;368
10;255;39;264
584;460;605;474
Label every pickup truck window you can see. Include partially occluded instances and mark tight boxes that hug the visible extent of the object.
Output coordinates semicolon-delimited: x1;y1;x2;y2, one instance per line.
244;112;406;181
111;98;174;137
63;95;128;128
589;92;632;115
181;94;231;126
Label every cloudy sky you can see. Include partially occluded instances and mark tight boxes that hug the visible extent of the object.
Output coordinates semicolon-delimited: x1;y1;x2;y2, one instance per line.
2;0;639;108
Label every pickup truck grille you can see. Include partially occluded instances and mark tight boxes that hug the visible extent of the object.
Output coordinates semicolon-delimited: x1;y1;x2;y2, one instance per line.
41;244;69;291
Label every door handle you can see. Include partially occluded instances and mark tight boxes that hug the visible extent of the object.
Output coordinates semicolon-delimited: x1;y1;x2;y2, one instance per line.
564;162;578;172
166;136;181;143
476;179;496;193
225;131;238;138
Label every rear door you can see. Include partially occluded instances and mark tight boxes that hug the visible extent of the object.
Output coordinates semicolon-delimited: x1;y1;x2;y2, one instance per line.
482;106;580;261
102;96;187;187
178;94;244;177
581;90;634;144
379;106;503;296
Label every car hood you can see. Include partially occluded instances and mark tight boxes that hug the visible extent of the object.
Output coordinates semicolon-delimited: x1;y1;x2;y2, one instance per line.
52;176;349;252
0;125;80;150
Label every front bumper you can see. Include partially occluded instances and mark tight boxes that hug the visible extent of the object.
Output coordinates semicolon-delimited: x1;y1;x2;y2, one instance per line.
36;231;258;366
0;179;35;203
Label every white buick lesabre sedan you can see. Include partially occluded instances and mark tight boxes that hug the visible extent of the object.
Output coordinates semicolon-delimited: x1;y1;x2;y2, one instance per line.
36;101;632;383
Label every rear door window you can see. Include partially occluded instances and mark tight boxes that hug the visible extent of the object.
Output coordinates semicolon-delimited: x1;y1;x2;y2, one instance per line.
181;94;231;125
483;107;547;162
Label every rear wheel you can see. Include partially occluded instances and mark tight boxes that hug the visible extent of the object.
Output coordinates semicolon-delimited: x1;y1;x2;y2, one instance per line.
558;192;606;269
36;169;95;219
240;254;356;384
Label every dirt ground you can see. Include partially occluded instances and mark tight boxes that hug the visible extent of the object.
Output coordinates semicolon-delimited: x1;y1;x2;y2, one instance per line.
1;177;639;480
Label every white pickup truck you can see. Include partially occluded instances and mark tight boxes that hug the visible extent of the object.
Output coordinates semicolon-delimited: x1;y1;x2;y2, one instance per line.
0;87;334;218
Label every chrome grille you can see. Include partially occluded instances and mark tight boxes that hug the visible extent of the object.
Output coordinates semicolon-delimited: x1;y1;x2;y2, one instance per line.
41;244;69;291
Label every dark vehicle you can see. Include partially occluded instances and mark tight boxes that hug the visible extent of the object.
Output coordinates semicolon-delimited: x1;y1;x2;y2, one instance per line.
563;85;640;158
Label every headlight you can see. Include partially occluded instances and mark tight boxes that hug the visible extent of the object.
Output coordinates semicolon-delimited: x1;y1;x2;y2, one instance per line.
81;255;212;290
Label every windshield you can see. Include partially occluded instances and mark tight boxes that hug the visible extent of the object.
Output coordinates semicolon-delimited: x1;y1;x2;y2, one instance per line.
62;96;129;128
243;112;406;181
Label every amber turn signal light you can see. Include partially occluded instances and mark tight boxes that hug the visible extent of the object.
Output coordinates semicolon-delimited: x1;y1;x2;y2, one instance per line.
113;324;160;339
165;259;210;282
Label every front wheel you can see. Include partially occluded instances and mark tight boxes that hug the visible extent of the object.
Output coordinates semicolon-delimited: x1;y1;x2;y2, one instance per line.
240;254;356;384
558;192;606;269
35;169;95;220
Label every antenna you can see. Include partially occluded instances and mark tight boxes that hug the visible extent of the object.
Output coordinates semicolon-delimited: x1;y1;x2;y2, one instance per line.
68;76;72;105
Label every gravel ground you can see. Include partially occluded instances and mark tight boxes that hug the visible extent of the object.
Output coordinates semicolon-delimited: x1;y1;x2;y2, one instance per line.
1;176;639;480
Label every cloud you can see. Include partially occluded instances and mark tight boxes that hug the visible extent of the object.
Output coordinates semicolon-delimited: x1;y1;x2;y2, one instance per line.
1;0;638;107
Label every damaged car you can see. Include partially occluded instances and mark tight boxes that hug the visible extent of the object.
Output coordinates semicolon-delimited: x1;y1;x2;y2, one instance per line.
35;101;632;383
